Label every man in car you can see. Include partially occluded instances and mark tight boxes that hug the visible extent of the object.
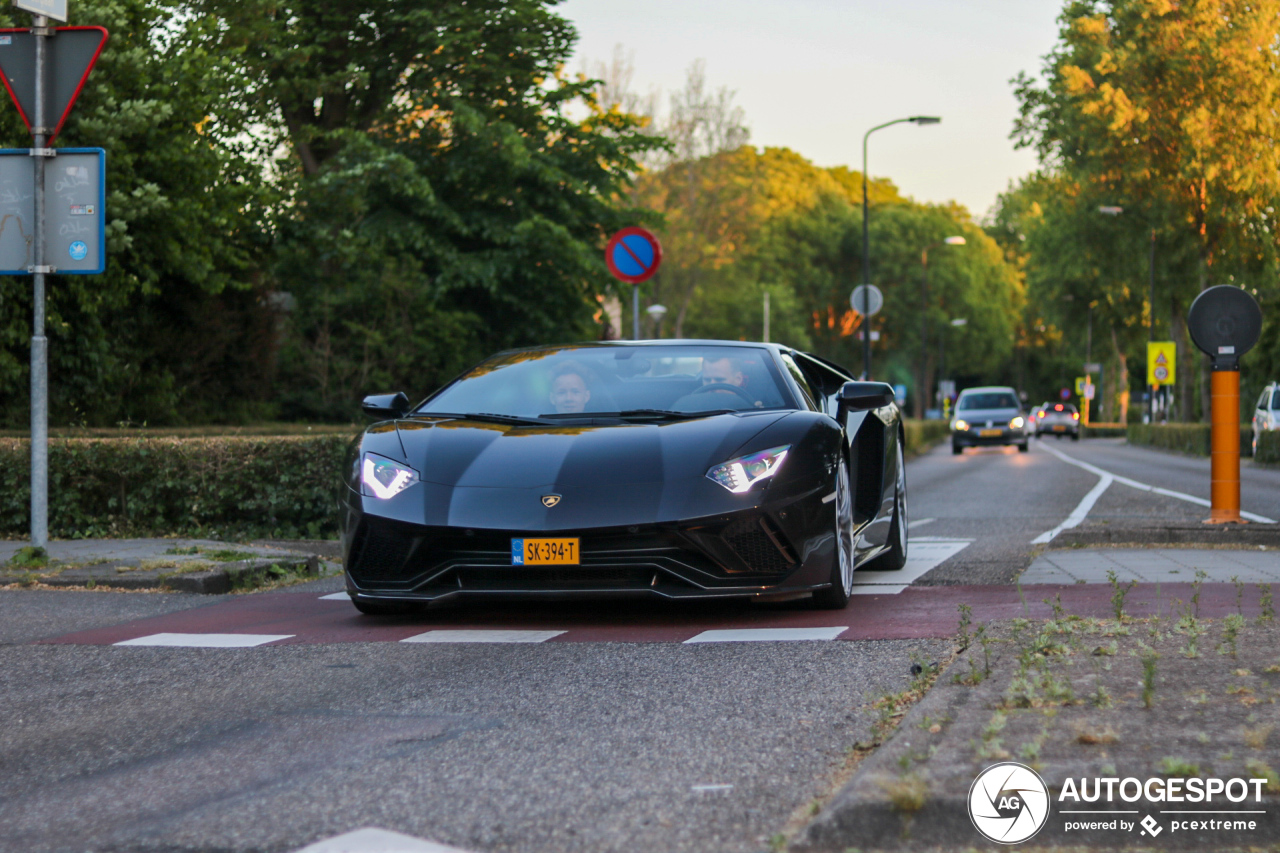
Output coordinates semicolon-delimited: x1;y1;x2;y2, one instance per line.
671;355;756;411
549;363;592;414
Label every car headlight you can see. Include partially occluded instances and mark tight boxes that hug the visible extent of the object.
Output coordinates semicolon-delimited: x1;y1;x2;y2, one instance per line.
954;419;969;431
707;445;790;493
361;453;419;499
1010;416;1025;429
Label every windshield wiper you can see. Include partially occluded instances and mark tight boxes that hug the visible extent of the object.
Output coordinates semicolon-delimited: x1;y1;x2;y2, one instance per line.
410;412;551;426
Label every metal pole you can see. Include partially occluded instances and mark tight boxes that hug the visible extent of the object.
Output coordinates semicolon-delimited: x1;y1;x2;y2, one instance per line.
762;290;770;343
919;248;929;420
631;284;639;340
1148;227;1156;424
29;14;49;547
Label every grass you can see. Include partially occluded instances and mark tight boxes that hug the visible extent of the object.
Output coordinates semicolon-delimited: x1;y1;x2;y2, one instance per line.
1159;757;1201;777
5;546;48;569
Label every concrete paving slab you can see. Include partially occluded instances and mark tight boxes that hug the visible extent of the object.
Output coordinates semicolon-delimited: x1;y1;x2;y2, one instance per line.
1023;547;1280;584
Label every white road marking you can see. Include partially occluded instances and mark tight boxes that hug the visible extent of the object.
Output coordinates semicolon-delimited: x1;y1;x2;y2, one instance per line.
318;592;349;601
1038;441;1277;525
821;491;837;504
684;627;847;643
114;633;293;648
1031;469;1114;544
849;538;972;594
906;517;936;529
400;629;565;644
691;784;734;792
294;827;477;853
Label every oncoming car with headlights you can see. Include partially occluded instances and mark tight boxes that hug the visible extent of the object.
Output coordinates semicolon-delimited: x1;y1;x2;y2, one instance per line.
951;386;1029;454
340;341;908;613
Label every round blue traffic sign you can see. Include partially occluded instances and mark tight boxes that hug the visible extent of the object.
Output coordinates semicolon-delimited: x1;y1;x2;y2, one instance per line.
605;227;662;284
68;241;88;261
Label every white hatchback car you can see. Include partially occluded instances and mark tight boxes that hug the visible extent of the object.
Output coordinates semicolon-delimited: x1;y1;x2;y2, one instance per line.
1252;382;1280;456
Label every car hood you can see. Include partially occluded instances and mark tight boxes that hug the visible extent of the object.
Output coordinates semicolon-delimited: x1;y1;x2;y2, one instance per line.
363;411;796;530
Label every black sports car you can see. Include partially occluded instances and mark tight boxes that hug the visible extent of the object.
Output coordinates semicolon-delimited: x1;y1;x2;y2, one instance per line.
339;340;907;612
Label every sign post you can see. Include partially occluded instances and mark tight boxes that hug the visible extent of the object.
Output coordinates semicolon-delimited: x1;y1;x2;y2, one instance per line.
850;284;883;379
1187;286;1263;524
604;226;662;339
1146;341;1175;423
0;6;109;547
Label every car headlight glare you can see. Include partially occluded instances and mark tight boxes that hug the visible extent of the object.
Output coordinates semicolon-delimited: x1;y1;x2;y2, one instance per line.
1010;416;1025;429
954;419;969;431
707;445;790;493
361;453;419;499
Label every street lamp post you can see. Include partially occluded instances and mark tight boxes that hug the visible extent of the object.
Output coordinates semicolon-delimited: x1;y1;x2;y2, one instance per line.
919;236;966;418
645;303;667;338
861;115;940;379
1100;205;1157;423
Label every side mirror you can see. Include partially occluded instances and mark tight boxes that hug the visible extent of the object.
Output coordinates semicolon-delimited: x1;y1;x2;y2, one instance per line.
837;381;895;411
361;392;410;419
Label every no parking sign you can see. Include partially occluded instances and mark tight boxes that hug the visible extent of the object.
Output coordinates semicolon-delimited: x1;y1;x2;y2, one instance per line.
605;226;662;284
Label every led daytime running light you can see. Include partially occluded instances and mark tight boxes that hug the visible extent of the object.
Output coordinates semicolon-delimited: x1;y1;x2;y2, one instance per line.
707;445;790;493
362;453;419;499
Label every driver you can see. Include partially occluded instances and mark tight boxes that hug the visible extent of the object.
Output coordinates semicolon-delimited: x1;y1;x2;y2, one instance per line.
549;362;592;414
671;355;756;411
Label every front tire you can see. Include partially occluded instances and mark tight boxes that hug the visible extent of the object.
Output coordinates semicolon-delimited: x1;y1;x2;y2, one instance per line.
813;462;856;609
864;441;908;572
952;441;963;455
1018;441;1029;452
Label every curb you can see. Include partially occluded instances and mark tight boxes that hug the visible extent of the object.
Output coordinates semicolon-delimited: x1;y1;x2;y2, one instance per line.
1053;525;1280;549
163;556;321;594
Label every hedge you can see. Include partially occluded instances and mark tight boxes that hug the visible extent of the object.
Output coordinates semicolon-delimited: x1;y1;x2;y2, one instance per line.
1080;422;1127;439
904;419;950;455
0;435;353;540
1257;430;1280;465
1126;423;1254;458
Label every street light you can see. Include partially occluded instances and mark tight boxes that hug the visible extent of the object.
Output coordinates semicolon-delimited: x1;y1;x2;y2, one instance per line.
860;115;941;379
939;318;967;416
645;303;667;338
918;235;966;418
1099;204;1158;423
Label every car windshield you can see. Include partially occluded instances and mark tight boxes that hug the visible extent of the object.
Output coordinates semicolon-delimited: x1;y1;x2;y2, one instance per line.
1273;390;1280;410
417;344;793;419
957;392;1019;411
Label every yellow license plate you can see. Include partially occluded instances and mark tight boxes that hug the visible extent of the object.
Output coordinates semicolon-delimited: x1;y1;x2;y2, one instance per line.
512;538;579;565
1053;425;1066;432
979;428;1002;437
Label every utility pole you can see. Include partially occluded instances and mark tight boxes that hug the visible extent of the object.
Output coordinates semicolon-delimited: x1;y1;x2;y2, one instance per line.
30;14;50;547
762;290;770;343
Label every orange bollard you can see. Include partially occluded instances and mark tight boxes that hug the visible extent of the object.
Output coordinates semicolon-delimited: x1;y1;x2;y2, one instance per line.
1207;369;1245;524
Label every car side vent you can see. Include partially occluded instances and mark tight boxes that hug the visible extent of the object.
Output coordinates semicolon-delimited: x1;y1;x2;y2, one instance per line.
723;517;794;574
348;519;417;581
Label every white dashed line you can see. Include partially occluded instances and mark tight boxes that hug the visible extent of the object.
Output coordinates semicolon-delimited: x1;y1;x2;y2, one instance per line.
294;827;477;853
684;627;847;643
318;592;349;601
906;517;936;529
114;633;294;648
400;629;565;644
691;784;734;792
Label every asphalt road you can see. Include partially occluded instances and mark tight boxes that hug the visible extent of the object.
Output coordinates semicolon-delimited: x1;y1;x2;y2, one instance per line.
2;435;1274;853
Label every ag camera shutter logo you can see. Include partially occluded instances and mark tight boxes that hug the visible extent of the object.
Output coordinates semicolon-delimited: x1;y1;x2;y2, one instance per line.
968;762;1050;844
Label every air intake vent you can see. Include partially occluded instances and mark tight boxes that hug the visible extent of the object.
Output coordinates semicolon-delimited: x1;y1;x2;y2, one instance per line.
722;517;793;573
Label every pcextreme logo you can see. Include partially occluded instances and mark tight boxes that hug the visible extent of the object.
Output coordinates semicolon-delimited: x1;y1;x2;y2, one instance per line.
968;762;1051;844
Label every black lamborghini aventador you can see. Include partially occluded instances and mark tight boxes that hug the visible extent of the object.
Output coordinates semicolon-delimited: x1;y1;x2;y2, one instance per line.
339;340;907;612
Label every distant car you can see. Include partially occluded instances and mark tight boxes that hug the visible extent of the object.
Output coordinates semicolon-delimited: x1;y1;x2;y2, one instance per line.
1030;402;1053;435
1035;402;1080;440
1252;382;1280;455
951;386;1029;454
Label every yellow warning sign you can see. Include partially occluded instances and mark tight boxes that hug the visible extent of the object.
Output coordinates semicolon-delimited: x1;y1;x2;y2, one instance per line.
1147;341;1176;386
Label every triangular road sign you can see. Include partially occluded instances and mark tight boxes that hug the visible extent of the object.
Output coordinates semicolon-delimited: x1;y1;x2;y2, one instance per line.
0;26;108;143
1155;352;1168;365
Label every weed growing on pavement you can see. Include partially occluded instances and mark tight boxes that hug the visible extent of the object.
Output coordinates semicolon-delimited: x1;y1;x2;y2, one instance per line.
1192;569;1207;618
1159;757;1201;777
1107;570;1136;621
1219;614;1246;658
1243;724;1272;750
881;774;928;813
85;578;96;590
1233;576;1245;615
1245;760;1280;793
1259;584;1275;624
1017;578;1027;615
1044;593;1065;620
1139;645;1160;708
957;603;972;649
164;546;200;555
1076;726;1118;745
1088;655;1112;708
1177;605;1205;658
6;546;48;569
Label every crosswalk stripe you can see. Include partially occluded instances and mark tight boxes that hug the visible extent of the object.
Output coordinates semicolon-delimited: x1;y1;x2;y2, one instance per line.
113;633;293;648
294;827;476;853
400;629;565;644
684;627;846;643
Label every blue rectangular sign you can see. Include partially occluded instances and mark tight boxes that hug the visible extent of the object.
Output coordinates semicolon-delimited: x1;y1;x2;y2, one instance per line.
0;147;105;275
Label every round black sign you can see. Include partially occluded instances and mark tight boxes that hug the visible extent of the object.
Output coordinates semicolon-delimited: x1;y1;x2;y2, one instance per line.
1187;285;1262;367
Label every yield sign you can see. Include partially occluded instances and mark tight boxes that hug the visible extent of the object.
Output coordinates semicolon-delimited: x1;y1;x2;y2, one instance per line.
0;26;109;143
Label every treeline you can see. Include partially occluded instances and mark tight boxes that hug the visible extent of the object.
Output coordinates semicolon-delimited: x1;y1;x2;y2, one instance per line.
0;0;659;426
989;0;1280;422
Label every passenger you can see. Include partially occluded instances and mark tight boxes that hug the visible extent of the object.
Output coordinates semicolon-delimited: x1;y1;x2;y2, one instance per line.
549;362;592;414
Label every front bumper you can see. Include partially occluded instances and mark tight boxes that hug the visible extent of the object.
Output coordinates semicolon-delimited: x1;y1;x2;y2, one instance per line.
952;427;1026;446
342;494;835;604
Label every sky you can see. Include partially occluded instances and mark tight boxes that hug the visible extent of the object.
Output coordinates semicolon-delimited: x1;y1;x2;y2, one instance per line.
561;0;1065;222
